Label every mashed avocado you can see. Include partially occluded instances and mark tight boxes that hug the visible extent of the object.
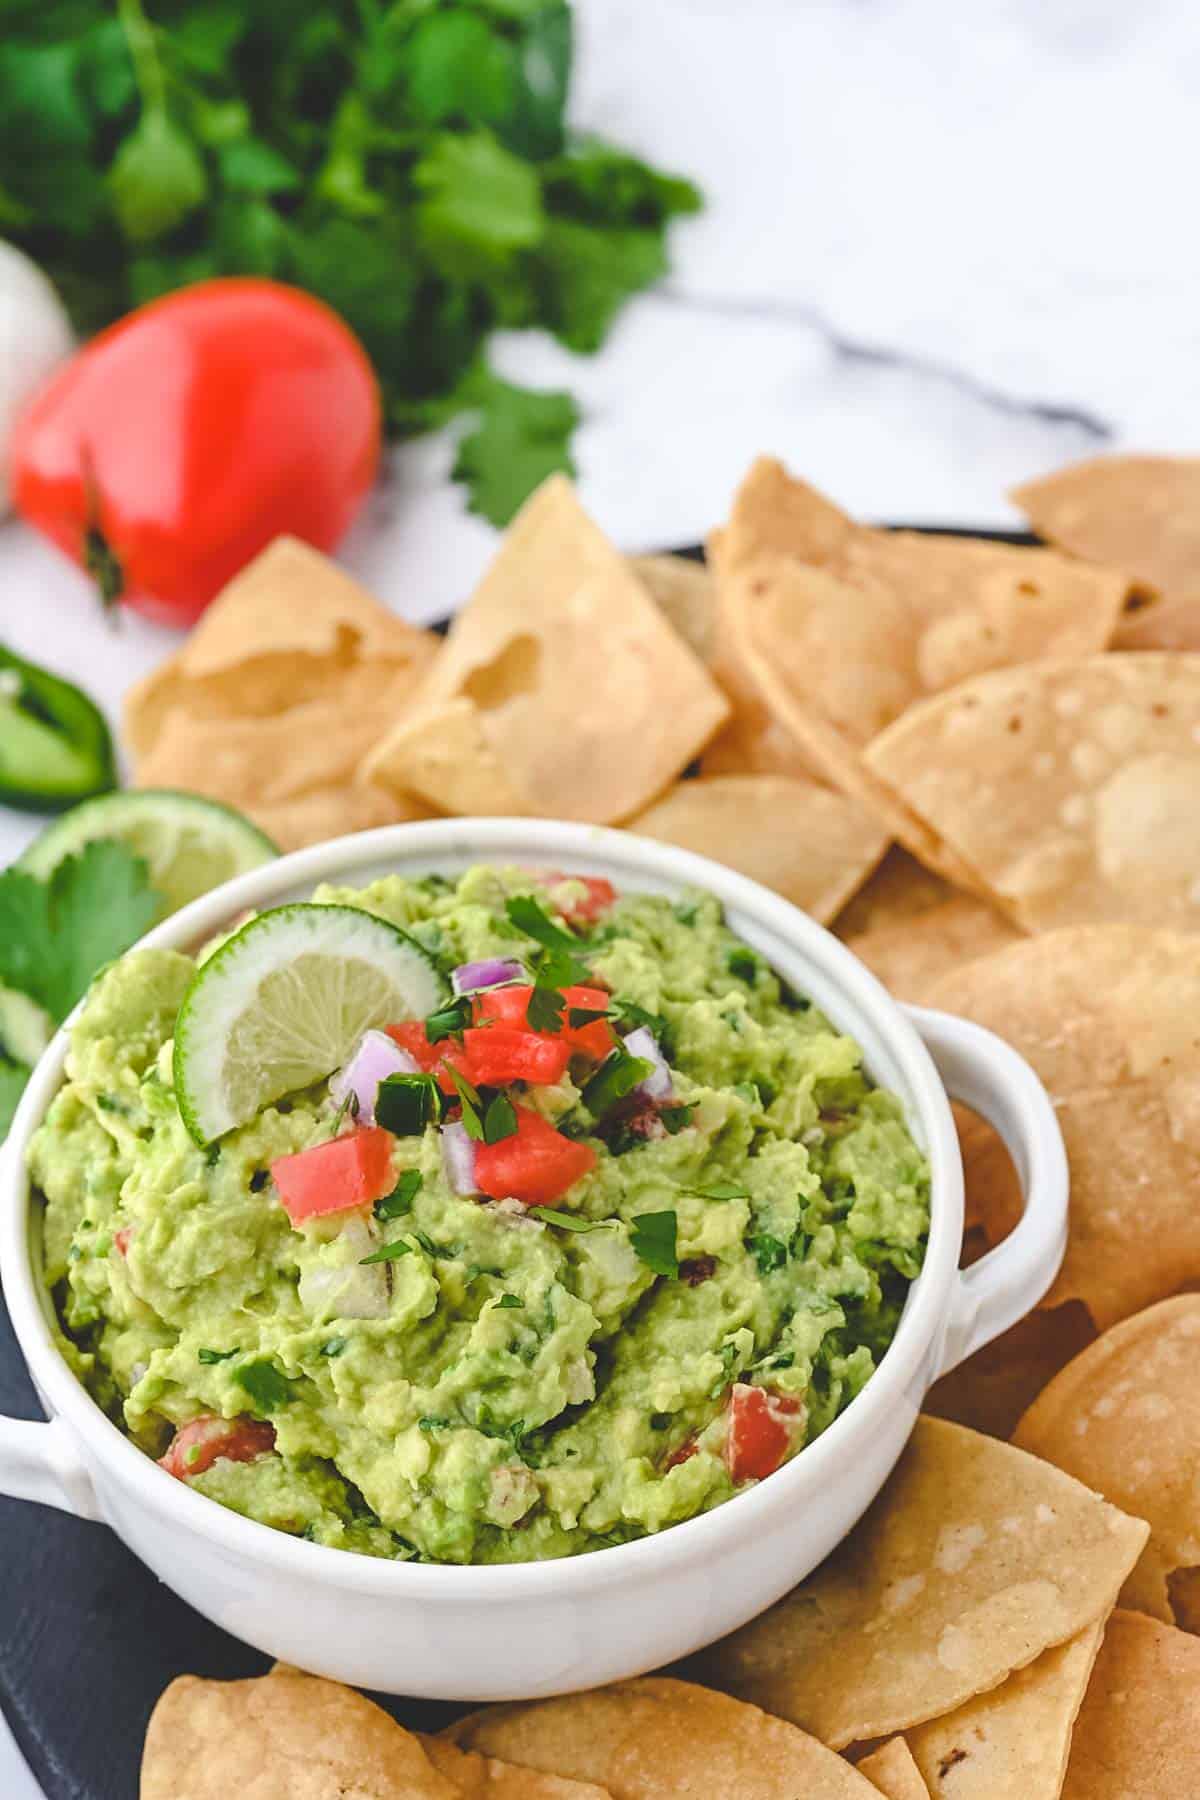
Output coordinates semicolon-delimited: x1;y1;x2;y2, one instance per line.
30;865;929;1564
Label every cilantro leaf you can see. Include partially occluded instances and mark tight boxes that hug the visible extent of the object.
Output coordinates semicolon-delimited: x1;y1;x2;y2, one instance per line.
692;1181;751;1201
505;894;582;953
443;1062;484;1140
424;994;473;1043
360;1237;415;1266
233;1359;292;1412
496;1292;524;1309
483;1091;518;1144
630;1209;678;1279
581;1048;654;1115
453;374;579;527
530;1207;611;1234
748;1234;788;1274
414;131;544;277
375;1170;423;1221
0;841;159;1023
526;982;565;1034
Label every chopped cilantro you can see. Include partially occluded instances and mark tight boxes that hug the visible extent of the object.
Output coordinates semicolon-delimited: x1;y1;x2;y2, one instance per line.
483;1091;518;1144
659;1105;693;1135
582;1047;654;1115
727;946;758;982
629;1209;678;1279
328;1088;359;1135
375;1170;423;1220
414;1229;460;1260
197;1347;239;1365
749;1234;788;1274
375;1073;441;1135
504;894;582;953
526;981;566;1034
693;1181;750;1201
710;1341;741;1398
566;1004;609;1028
204;1141;221;1166
417;1416;453;1433
424;995;473;1043
673;901;699;926
443;1061;485;1140
360;1237;415;1265
496;1293;524;1310
234;1360;292;1411
530;1207;611;1234
611;999;668;1038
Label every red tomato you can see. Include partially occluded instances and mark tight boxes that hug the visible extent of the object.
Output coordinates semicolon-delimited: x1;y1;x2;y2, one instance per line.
725;1384;803;1485
461;1024;569;1087
475;1104;597;1206
11;279;380;625
474;985;615;1062
113;1227;132;1258
540;874;617;928
664;1434;698;1471
158;1416;276;1481
270;1126;395;1225
386;1020;461;1093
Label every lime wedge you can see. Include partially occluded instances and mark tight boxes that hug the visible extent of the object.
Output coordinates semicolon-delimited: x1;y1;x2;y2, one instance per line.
18;790;278;921
174;904;447;1145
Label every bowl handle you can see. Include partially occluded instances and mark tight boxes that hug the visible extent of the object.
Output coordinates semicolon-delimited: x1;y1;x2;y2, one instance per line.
906;1006;1069;1379
0;1414;101;1520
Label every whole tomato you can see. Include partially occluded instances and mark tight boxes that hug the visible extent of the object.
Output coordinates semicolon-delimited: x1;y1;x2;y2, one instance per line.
10;279;381;626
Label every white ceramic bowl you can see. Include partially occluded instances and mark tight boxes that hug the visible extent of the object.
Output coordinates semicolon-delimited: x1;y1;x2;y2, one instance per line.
0;819;1067;1699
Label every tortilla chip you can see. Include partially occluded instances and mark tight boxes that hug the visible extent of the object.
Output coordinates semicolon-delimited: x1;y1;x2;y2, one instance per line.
1061;1610;1200;1798
865;654;1200;932
857;1738;930;1799
363;695;532;816
1013;1295;1200;1627
833;848;958;939
1012;455;1200;599
905;1622;1103;1799
408;477;728;824
420;1734;612;1798
447;1677;878;1797
626;775;888;924
138;701;426;850
842;897;1020;1003
629;554;716;664
687;1416;1147;1749
125;536;438;761
926;1303;1097;1442
1115;591;1200;650
140;1669;456;1799
929;928;1200;1329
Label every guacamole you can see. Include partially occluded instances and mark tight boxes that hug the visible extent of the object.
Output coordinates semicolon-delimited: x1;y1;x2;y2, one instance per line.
30;865;929;1564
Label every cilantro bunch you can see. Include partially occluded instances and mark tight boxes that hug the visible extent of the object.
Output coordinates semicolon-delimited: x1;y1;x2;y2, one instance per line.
0;0;701;524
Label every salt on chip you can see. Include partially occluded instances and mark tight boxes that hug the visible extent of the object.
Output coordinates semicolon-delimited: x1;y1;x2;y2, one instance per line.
841;897;1020;1004
1012;454;1200;599
629;554;716;665
1014;1294;1200;1626
125;536;438;761
447;1676;879;1797
864;654;1200;932
929;928;1200;1330
687;1416;1147;1750
926;1303;1096;1443
1060;1610;1200;1798
627;775;888;924
405;477;729;824
857;1737;930;1798
905;1621;1103;1799
140;1669;457;1799
420;1733;612;1798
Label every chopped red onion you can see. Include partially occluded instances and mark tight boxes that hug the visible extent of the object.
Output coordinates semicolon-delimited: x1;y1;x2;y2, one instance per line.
330;1029;419;1125
441;1120;479;1195
623;1025;674;1101
451;956;524;996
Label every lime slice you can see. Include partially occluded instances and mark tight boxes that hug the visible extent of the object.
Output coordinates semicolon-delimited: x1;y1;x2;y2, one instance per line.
0;986;53;1067
18;790;278;921
174;904;447;1144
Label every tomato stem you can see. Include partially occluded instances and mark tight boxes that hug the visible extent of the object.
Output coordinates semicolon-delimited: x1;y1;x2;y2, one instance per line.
84;529;124;611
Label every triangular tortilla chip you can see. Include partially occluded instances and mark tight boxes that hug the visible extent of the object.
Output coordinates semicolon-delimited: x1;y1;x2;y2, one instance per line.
905;1622;1103;1798
1115;590;1200;650
627;775;888;924
141;1670;457;1799
1014;1295;1200;1627
841;897;1020;1003
687;1417;1147;1750
363;695;532;816
1012;454;1200;598
447;1677;879;1797
420;1734;612;1798
125;536;438;759
864;654;1200;931
409;477;728;824
1061;1611;1200;1798
858;1738;930;1799
833;848;958;939
929;928;1200;1329
629;554;716;664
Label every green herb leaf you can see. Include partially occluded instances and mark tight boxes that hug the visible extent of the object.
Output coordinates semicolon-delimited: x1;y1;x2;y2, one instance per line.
727;945;758;983
659;1105;693;1136
530;1207;610;1234
496;1293;524;1310
375;1073;441;1136
424;995;473;1043
374;1170;422;1221
581;1048;654;1115
360;1237;414;1266
417;1415;452;1433
566;1005;609;1028
319;1337;348;1358
693;1181;751;1201
233;1359;292;1411
526;982;565;1034
630;1209;678;1279
0;841;159;1023
611;999;668;1038
505;894;582;953
197;1346;239;1364
748;1234;788;1274
443;1061;484;1140
483;1091;518;1144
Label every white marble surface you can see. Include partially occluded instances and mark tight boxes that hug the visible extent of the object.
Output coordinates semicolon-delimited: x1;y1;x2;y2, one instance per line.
2;2;1197;1788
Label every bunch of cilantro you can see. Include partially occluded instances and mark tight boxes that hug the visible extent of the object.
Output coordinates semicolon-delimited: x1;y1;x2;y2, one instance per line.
0;842;160;1134
0;0;701;524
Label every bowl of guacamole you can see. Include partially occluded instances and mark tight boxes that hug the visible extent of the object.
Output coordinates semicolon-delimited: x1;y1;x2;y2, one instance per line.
28;852;931;1567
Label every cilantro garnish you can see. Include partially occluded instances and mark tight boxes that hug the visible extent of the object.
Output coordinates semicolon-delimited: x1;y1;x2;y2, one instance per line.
483;1091;518;1144
375;1073;441;1135
530;1207;611;1234
424;995;473;1044
0;841;159;1026
360;1238;415;1265
443;1062;485;1140
748;1234;788;1274
629;1209;679;1279
496;1293;524;1310
504;895;583;954
611;999;668;1038
526;982;566;1034
659;1105;693;1135
692;1181;751;1201
375;1170;423;1221
710;1341;741;1398
566;1004;609;1029
234;1360;293;1411
581;1047;654;1115
197;1346;239;1365
727;946;758;983
417;1416;453;1433
328;1088;359;1136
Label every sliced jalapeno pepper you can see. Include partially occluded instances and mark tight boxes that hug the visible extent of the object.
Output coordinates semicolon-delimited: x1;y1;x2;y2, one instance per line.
0;643;115;811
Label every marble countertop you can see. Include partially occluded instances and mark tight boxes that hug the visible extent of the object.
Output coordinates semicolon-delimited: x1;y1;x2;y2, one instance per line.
2;0;1195;1787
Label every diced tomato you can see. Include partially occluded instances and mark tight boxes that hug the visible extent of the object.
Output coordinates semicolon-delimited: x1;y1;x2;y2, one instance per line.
665;1433;698;1471
461;1024;570;1087
474;984;615;1062
113;1227;132;1257
475;1104;597;1206
270;1126;395;1225
725;1384;804;1485
386;1020;462;1093
551;874;617;928
158;1415;276;1481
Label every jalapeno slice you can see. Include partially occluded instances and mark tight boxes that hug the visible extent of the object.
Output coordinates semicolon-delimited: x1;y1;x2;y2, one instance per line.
0;644;115;810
